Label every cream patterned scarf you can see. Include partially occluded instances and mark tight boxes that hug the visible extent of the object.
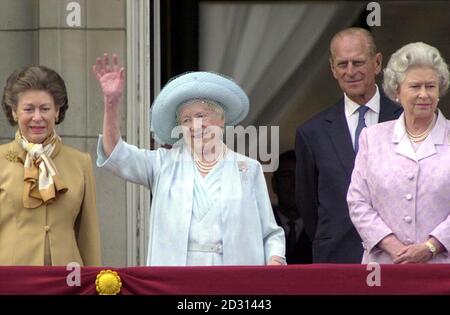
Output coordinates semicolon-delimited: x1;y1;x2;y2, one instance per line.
16;130;68;209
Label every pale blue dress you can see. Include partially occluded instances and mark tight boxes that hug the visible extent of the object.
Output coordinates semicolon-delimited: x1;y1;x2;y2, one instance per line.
97;137;285;266
187;162;224;265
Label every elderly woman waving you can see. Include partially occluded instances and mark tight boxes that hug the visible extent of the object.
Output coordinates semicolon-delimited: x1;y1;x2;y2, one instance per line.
93;54;285;266
348;42;450;263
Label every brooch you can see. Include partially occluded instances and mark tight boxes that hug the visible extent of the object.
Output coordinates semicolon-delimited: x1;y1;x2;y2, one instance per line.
95;270;122;295
238;161;248;173
5;150;19;162
238;161;248;182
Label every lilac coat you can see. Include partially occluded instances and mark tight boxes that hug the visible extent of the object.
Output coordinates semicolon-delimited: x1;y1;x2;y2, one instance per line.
347;110;450;263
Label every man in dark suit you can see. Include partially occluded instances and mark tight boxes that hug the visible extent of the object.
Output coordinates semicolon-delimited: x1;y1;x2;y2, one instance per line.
272;151;312;264
295;27;402;263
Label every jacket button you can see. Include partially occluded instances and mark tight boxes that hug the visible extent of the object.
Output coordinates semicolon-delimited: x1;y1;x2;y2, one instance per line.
407;173;414;180
405;194;413;201
44;225;50;232
404;216;412;223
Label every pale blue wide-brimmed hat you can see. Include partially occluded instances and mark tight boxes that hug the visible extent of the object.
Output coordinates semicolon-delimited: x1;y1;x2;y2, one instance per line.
151;71;249;145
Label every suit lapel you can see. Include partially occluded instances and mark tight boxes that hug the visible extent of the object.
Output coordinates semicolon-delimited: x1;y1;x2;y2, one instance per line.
416;138;437;160
392;110;446;162
394;127;437;162
325;100;355;177
395;136;417;161
415;110;446;160
379;92;403;123
324;94;402;177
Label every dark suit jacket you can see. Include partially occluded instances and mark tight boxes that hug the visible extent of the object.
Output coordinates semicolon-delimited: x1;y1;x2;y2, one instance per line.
273;208;312;264
295;92;402;263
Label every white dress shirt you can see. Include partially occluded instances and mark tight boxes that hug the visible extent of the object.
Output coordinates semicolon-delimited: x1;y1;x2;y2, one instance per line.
345;85;381;149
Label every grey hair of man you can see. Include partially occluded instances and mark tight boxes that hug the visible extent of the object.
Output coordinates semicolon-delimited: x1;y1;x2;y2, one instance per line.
175;99;225;125
383;42;450;101
329;27;378;62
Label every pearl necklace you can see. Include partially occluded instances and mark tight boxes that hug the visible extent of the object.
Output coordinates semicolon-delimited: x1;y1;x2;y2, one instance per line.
405;114;437;143
194;144;227;173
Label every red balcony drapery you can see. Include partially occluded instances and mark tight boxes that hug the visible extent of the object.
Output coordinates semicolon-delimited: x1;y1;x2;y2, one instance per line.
1;264;449;295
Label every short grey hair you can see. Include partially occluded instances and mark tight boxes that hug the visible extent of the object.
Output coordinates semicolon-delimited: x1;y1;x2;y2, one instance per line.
329;27;377;61
383;42;450;100
176;98;225;124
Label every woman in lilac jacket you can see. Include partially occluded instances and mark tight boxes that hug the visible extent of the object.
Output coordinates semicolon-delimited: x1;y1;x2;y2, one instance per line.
347;42;450;264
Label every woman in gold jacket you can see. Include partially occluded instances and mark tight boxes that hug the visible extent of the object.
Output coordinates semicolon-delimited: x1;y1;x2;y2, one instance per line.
0;65;101;266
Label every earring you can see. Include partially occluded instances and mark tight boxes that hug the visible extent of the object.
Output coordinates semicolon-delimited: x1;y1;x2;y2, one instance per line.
395;98;399;103
55;117;59;123
13;116;18;122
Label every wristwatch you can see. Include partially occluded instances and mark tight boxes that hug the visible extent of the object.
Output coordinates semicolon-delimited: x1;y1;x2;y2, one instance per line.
425;241;437;257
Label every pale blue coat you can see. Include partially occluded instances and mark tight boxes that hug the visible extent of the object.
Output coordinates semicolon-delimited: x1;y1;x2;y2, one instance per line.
348;110;450;263
97;137;285;266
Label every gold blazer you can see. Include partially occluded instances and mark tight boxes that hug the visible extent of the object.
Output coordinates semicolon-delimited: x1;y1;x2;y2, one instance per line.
0;140;101;266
